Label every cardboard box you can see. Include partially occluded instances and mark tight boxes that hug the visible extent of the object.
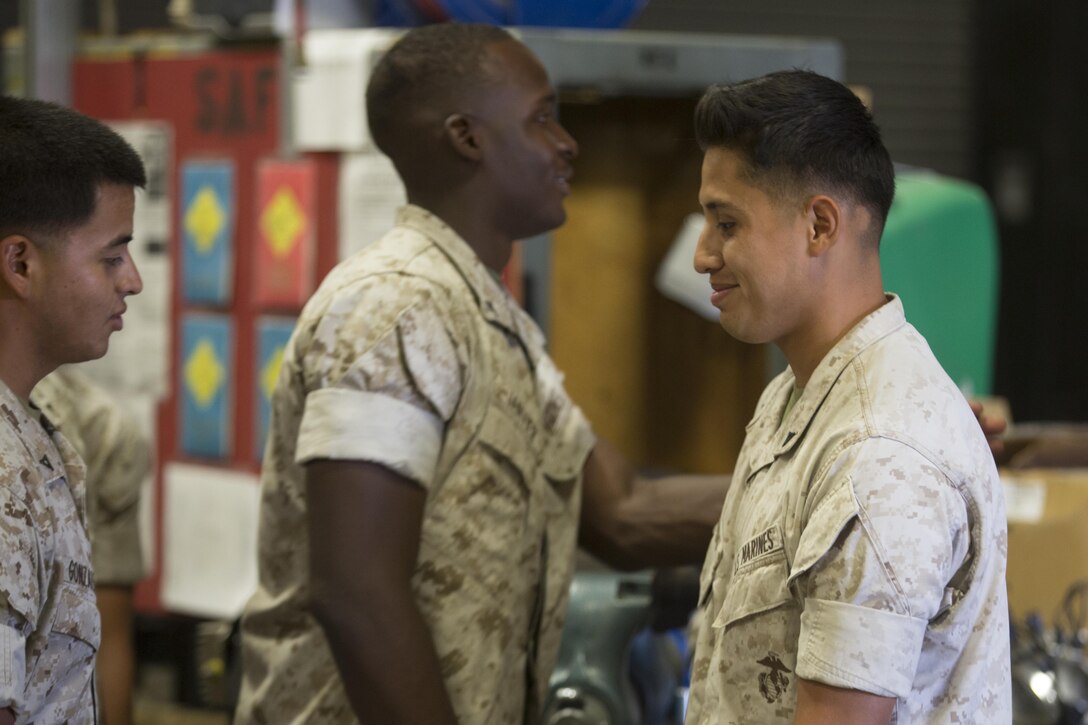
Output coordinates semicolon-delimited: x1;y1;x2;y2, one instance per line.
1004;468;1088;629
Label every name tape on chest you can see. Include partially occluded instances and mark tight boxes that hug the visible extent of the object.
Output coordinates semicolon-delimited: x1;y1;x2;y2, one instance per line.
737;525;784;570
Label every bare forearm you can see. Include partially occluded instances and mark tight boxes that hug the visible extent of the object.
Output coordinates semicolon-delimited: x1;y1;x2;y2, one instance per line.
794;678;894;725
608;474;728;568
579;438;729;569
311;589;457;725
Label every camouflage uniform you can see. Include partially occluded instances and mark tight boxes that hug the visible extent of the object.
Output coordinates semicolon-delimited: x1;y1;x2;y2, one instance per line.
32;367;149;587
0;378;99;723
686;296;1011;724
236;205;596;725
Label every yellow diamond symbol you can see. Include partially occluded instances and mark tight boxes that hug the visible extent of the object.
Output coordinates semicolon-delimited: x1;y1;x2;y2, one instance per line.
260;187;304;259
185;186;226;254
184;339;225;408
260;346;285;401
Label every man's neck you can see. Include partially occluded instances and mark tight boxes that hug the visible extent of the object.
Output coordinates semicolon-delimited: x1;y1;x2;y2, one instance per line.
780;289;888;388
406;194;514;274
0;342;46;405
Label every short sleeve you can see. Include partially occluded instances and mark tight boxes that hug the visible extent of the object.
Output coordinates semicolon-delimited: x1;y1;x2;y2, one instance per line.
89;489;144;586
295;279;466;489
793;438;970;698
86;411;149;586
83;405;149;520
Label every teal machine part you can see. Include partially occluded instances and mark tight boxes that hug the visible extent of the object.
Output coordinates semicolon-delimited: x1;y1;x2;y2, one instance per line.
544;572;652;724
880;170;1001;396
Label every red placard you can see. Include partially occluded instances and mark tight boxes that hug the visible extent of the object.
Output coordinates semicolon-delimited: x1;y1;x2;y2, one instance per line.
254;158;317;309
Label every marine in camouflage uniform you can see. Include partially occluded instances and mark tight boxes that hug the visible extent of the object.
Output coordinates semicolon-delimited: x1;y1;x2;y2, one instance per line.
686;69;1011;723
0;94;145;725
0;379;99;723
236;206;596;724
236;24;728;725
686;297;1010;723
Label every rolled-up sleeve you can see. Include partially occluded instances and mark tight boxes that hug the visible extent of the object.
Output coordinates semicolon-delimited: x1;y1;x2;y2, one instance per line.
294;282;465;490
296;388;443;488
797;597;927;698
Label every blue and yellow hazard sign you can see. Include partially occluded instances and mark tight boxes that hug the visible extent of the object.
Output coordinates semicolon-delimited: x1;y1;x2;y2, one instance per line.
180;314;233;459
181;160;235;305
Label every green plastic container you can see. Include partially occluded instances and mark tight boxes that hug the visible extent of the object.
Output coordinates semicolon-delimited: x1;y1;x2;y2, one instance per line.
880;170;1000;396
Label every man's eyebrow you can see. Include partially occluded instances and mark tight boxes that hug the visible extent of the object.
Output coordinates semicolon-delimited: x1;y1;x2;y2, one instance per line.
702;200;741;213
107;234;134;248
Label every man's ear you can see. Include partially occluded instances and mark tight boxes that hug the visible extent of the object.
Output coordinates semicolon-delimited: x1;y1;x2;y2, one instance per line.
807;195;841;257
0;234;35;298
443;113;483;162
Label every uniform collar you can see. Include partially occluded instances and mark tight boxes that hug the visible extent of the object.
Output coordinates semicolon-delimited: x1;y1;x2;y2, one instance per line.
770;294;907;458
396;204;546;362
0;376;39;436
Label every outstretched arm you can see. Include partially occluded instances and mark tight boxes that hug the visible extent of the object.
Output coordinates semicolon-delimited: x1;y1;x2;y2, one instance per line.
306;460;457;725
578;437;730;570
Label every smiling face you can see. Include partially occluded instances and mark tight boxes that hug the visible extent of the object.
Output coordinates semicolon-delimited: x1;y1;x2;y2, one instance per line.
31;182;143;366
694;147;816;348
470;39;578;240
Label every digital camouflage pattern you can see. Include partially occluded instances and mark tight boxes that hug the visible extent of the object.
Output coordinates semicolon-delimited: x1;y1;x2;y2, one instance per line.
33;367;149;586
686;296;1011;724
236;205;596;725
0;378;99;723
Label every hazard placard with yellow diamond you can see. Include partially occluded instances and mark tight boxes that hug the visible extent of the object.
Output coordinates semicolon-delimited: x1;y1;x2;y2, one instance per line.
180;314;233;458
182;160;234;305
254;158;316;309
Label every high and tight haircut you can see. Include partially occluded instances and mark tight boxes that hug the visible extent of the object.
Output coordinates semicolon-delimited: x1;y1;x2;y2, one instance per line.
0;95;146;242
695;70;895;237
366;22;515;158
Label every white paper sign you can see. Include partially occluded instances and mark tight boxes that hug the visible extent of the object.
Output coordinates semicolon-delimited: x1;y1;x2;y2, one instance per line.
292;29;401;152
338;150;406;261
161;463;261;619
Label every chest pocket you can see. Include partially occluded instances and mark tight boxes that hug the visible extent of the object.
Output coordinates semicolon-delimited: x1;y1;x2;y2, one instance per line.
477;399;538;492
712;550;794;632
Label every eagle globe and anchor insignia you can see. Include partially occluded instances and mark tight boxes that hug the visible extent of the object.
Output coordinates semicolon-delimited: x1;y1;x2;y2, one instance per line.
757;652;791;703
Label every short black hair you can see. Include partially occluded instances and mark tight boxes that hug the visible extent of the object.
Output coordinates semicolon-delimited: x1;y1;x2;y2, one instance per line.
695;70;895;236
0;95;146;241
366;22;513;160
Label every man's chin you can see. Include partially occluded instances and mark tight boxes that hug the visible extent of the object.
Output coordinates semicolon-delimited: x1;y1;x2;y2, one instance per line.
520;216;564;241
70;339;110;364
718;317;764;345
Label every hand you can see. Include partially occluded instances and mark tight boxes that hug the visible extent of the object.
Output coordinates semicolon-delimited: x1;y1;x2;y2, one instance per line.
969;400;1006;459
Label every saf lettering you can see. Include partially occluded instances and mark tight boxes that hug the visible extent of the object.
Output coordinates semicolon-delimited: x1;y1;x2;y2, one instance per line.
194;65;276;136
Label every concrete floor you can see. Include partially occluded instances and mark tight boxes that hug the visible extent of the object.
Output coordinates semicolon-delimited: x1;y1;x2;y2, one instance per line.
135;701;229;725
